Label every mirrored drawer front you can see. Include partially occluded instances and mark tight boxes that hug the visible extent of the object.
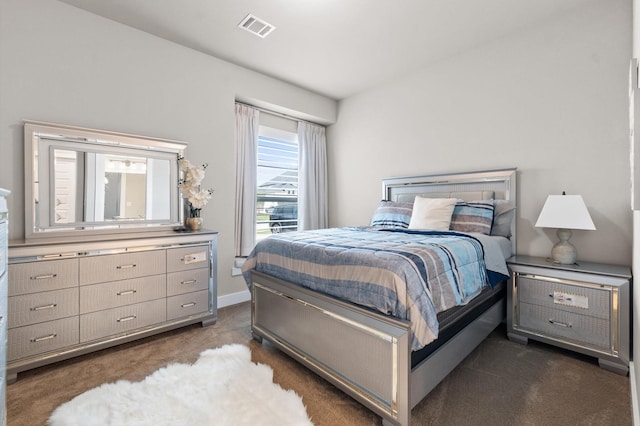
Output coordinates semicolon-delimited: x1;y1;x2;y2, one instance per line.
518;302;610;351
8;316;79;361
9;259;79;296
0;269;6;368
167;268;209;297
80;298;166;343
0;271;7;315
166;246;209;273
80;275;167;314
517;276;610;319
167;290;209;321
79;251;166;285
8;288;79;328
0;220;6;276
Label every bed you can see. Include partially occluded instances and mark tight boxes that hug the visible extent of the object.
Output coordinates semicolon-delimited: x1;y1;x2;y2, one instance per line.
242;168;517;426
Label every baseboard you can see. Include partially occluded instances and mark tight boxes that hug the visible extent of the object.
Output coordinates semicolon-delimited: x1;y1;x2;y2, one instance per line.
630;361;639;426
217;289;251;308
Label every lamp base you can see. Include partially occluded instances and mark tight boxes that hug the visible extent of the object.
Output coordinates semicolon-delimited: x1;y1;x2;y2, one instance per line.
550;228;577;264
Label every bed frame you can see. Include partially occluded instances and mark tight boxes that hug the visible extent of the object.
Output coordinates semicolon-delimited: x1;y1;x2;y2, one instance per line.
249;168;517;426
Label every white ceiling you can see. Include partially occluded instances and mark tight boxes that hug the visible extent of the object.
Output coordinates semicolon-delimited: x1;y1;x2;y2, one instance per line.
58;0;596;100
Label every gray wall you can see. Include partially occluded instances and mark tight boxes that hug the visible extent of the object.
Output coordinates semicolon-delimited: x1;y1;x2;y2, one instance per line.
0;0;337;298
327;0;632;266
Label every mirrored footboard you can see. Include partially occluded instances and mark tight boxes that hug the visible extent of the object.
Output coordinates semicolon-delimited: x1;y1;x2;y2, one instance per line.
250;271;411;425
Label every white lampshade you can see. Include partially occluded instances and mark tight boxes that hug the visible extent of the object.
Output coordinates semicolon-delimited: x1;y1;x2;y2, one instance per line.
535;193;595;264
535;195;596;230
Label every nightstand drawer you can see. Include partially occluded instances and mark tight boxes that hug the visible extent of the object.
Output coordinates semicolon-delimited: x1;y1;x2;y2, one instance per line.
517;275;610;319
519;302;610;351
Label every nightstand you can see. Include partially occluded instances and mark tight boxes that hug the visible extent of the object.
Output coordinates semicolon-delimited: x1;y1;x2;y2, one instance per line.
507;255;631;375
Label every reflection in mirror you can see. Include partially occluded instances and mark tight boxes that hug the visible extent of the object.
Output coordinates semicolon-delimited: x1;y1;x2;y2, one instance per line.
51;150;172;224
25;121;187;241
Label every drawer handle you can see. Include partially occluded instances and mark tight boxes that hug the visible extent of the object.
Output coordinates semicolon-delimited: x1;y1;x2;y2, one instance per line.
116;264;137;270
181;279;197;285
30;303;57;311
30;333;57;343
30;274;57;280
117;315;137;323
117;289;137;296
181;302;197;308
549;319;572;328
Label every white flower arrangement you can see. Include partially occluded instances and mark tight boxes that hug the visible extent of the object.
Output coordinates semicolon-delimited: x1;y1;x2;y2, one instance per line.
179;156;214;217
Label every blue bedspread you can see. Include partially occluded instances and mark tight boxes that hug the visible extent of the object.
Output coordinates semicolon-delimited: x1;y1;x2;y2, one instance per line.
242;227;508;351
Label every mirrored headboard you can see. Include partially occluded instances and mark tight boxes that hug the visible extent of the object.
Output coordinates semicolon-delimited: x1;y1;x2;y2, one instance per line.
24;120;187;242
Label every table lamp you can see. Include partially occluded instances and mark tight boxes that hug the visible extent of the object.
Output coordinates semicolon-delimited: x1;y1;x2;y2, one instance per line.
534;192;596;264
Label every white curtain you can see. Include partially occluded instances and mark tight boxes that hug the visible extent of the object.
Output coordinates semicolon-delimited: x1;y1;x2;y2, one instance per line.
297;121;328;230
234;104;259;257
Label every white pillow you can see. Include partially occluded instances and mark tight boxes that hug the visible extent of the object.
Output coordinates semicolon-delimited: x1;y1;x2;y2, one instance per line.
408;197;457;231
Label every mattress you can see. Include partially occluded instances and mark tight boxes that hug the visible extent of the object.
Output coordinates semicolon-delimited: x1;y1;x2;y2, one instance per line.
411;280;506;368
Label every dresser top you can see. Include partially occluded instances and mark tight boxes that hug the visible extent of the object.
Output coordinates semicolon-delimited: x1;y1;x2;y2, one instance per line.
507;255;631;279
9;229;218;259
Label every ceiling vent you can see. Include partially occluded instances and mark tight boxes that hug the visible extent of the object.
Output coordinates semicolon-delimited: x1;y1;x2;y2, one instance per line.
238;14;276;38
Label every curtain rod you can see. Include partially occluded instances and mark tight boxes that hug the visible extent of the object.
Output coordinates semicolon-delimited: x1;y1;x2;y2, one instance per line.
234;101;322;127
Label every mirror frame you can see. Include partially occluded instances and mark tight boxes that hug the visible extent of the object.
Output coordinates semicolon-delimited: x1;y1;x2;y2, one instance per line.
24;120;187;242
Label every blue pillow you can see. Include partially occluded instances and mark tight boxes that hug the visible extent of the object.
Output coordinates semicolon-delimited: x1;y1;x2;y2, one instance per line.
370;200;413;229
450;201;494;235
491;199;515;237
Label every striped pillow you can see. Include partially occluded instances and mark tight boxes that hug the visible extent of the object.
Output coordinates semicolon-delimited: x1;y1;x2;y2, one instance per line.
370;200;413;229
450;201;494;235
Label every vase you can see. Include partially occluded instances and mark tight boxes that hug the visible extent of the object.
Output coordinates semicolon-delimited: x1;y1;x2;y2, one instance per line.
186;217;202;231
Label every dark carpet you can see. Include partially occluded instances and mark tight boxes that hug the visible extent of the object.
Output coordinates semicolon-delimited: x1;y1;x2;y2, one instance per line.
7;302;631;425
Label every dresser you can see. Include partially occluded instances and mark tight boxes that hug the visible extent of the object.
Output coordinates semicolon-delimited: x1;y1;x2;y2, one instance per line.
0;189;10;426
507;255;630;375
7;230;217;382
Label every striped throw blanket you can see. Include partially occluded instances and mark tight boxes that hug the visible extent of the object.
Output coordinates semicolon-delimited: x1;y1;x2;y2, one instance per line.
242;227;502;351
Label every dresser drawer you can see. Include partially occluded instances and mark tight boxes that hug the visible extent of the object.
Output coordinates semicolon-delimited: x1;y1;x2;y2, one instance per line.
166;246;209;273
167;268;209;297
8;288;79;328
517;275;610;319
80;275;167;314
8;316;79;361
79;250;166;285
518;302;610;351
167;290;210;321
9;258;78;296
80;298;166;342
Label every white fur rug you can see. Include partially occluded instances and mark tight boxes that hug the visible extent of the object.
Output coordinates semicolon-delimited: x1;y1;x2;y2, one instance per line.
48;344;313;426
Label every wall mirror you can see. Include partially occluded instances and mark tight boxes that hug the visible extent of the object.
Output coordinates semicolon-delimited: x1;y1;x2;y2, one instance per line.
24;120;187;241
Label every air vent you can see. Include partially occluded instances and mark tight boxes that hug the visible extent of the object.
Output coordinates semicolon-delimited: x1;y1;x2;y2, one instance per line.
238;14;276;38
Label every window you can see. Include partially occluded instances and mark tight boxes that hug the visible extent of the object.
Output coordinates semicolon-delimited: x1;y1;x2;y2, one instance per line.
256;125;298;241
